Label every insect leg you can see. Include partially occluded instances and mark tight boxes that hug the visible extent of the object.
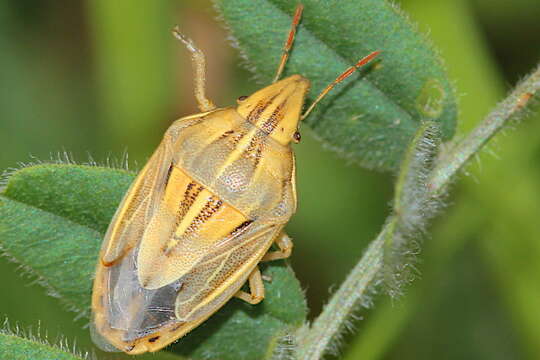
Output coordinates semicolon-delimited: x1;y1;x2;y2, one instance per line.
172;26;216;112
261;232;293;262
234;266;265;305
273;4;304;83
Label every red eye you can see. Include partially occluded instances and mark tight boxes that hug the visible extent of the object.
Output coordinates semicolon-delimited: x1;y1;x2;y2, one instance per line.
293;131;301;143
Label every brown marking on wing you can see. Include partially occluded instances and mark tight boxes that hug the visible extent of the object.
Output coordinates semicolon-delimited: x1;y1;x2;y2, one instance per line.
137;166;250;289
175;182;203;226
230;220;253;237
148;336;160;343
164;195;223;255
183;197;223;237
218;129;234;139
163;163;174;188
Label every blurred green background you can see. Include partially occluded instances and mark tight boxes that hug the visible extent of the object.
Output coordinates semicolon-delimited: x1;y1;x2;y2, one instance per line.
1;0;539;359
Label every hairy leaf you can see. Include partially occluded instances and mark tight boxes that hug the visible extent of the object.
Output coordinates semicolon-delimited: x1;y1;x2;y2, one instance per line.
0;164;307;360
0;329;85;360
214;0;457;171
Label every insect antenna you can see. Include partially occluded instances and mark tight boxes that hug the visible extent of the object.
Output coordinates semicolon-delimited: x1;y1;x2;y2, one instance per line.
273;4;304;83
301;50;381;120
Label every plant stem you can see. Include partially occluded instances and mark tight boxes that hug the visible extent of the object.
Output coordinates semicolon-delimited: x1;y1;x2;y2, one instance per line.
428;63;540;195
295;62;540;360
384;121;438;296
296;122;437;360
295;225;387;360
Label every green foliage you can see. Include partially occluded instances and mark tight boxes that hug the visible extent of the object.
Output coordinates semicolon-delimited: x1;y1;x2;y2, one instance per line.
214;0;457;171
0;164;307;360
1;0;539;359
0;326;86;360
173;264;306;360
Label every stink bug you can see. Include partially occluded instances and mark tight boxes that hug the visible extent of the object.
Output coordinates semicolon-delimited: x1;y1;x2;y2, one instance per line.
91;4;379;354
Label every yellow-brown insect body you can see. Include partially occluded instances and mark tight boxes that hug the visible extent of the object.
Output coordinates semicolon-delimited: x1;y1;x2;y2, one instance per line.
91;75;310;354
238;74;310;145
90;3;381;353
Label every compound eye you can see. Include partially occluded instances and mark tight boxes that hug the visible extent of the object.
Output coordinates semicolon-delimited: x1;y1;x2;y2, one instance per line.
237;95;248;103
293;131;301;143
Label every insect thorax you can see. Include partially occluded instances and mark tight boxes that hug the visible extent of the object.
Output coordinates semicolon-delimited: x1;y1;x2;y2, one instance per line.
171;108;297;223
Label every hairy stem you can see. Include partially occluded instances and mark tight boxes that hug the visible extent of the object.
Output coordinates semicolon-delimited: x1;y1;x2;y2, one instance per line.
295;228;386;360
295;62;540;360
384;122;439;296
428;63;540;195
296;122;438;360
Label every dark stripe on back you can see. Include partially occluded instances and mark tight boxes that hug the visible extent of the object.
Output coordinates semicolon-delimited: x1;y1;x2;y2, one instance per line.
218;129;234;139
229;220;253;238
247;99;270;124
246;92;281;125
242;132;265;167
260;101;286;134
172;182;203;234
163;182;205;254
208;129;247;150
163;163;174;188
183;196;223;236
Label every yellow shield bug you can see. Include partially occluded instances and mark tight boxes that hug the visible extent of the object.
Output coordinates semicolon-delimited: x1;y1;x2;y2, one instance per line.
90;4;379;354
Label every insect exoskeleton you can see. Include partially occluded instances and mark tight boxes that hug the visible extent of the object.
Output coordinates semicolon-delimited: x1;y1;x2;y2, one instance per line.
90;4;379;354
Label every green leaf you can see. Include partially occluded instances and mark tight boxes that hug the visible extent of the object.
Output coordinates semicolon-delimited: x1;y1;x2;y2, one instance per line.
214;0;457;171
0;326;85;360
0;195;101;318
171;262;306;359
0;164;307;360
